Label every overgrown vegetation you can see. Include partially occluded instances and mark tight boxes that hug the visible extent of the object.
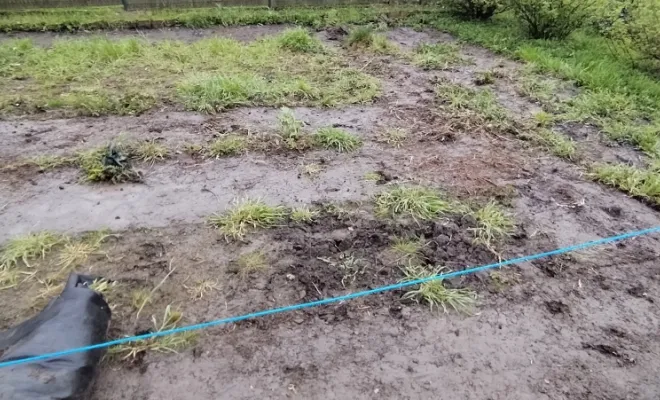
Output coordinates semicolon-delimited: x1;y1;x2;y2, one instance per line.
508;0;599;39
0;32;380;116
445;0;502;20
314;127;362;152
401;265;476;313
209;199;287;240
0;5;436;33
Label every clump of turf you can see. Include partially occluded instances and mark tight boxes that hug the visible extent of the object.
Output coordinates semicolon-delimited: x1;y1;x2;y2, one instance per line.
208;199;287;240
469;201;515;248
130;139;169;163
108;305;198;360
390;236;426;265
77;143;141;183
375;186;452;220
236;251;268;278
0;231;62;269
290;206;319;223
401;265;476;313
314;127;362;152
345;26;398;54
276;28;324;53
412;43;466;70
206;135;249;157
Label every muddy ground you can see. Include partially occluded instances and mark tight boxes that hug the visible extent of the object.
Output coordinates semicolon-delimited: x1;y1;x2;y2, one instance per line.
1;27;660;400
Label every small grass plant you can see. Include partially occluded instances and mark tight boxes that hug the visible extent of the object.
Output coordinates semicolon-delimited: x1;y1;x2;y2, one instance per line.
469;201;515;249
375;186;452;221
209;199;287;240
314;127;362;152
390;236;426;265
206;135;248;158
290;206;319;223
236;251;268;278
592;164;660;205
0;231;62;269
401;265;476;313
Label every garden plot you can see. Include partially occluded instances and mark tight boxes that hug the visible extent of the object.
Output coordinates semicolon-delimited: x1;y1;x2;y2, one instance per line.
1;25;660;400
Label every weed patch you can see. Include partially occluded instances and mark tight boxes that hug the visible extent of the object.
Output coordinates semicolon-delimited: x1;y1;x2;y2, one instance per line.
412;43;466;70
236;251;268;278
469;201;515;249
209;199;287;240
130;140;169;163
401;265;476;313
77;144;141;183
345;26;398;55
290;206;319;223
436;82;508;123
206;135;249;158
375;186;453;221
314;127;362;152
277;27;324;53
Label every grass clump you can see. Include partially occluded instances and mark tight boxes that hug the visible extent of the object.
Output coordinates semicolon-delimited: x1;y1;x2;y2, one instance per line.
236;251;268;277
533;111;554;127
58;230;110;271
77;144;141;183
314;127;362;152
469;201;515;248
412;43;466;70
401;265;476;313
209;199;287;240
592;164;660;205
277;107;310;149
0;232;61;269
276;27;324;53
535;129;577;160
375;186;452;221
108;305;197;360
364;171;383;182
445;0;502;20
130;289;152;311
345;26;398;54
290;206;319;223
300;162;324;179
436;83;508;123
391;237;426;265
379;128;408;147
206;135;248;158
89;278;117;297
184;279;218;300
130;140;169;163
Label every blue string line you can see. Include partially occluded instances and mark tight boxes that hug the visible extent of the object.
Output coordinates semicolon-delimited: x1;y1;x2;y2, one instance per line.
1;225;658;369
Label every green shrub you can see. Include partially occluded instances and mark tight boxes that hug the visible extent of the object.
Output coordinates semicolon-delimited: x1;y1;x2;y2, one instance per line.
599;0;660;68
445;0;502;20
508;0;600;39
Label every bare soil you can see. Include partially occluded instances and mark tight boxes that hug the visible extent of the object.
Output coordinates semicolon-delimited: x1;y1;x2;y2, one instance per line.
1;26;660;400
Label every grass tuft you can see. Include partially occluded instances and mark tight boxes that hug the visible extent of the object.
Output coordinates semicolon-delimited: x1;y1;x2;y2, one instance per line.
592;164;660;205
436;82;508;123
314;127;362;152
184;279;218;300
391;236;426;265
209;199;287;240
108;305;198;360
29;155;76;170
77;143;141;183
412;42;466;70
236;251;268;277
535;129;577;160
1;232;62;269
206;135;249;158
276;27;323;53
290;206;319;223
469;201;515;249
345;26;398;54
130;139;169;163
375;186;452;221
58;230;110;270
401;265;476;313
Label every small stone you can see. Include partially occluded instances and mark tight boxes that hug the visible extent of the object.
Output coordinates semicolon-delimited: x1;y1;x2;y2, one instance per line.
115;216;120;220
286;273;296;281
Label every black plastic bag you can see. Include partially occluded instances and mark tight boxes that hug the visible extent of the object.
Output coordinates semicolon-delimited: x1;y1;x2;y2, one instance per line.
0;273;112;400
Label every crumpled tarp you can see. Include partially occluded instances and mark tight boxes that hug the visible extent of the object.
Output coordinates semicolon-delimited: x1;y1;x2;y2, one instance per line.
0;273;112;400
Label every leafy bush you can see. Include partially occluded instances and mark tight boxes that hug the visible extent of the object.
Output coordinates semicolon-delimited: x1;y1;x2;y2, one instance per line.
445;0;503;20
597;0;660;68
508;0;600;39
